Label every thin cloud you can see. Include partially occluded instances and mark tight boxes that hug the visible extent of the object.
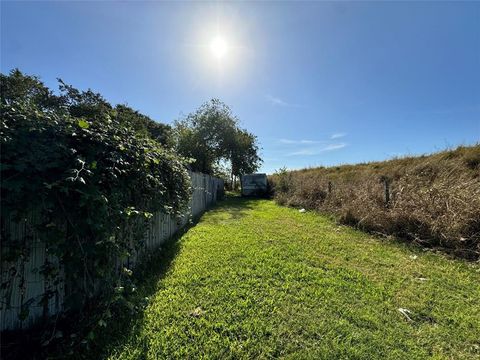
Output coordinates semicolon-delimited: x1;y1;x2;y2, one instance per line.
287;149;317;156
266;94;300;107
330;132;346;139
279;139;324;144
287;143;347;156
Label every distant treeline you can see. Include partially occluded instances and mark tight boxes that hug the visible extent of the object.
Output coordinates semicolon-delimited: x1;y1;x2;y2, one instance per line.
269;146;480;259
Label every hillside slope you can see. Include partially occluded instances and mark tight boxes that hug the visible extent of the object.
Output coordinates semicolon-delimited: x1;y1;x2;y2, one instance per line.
269;145;480;259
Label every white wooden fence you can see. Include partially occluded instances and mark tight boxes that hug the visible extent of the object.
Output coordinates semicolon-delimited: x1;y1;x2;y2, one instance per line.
0;172;224;331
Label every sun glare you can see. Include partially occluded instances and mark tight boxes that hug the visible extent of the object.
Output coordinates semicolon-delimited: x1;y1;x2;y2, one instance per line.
210;36;228;59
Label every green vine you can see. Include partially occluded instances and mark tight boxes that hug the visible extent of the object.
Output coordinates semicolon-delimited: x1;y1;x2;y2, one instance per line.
0;70;192;339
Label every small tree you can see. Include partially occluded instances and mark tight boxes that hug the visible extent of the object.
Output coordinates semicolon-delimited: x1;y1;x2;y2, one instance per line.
174;99;262;182
230;129;262;188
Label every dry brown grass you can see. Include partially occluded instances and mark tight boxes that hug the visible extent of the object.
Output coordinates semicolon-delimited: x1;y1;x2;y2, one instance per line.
269;145;480;259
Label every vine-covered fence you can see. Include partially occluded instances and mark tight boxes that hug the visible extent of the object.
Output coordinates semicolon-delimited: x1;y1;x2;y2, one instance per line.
0;172;224;331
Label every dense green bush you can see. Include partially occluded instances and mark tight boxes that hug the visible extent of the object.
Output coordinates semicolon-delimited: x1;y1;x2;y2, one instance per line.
1;70;191;318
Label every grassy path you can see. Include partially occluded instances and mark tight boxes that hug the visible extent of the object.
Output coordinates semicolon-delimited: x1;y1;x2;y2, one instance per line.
101;197;479;359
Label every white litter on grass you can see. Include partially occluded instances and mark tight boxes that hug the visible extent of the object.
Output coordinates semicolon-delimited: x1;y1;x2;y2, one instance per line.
409;255;418;260
299;208;306;213
398;308;413;322
416;277;428;281
189;307;205;318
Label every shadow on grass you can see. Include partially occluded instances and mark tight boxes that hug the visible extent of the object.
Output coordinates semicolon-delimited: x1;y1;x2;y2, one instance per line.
206;195;261;223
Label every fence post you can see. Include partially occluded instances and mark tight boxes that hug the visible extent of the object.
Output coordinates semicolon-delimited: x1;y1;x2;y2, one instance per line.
380;176;391;207
328;181;333;195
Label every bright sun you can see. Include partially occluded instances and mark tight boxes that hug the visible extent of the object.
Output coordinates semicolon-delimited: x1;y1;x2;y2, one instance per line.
210;36;228;59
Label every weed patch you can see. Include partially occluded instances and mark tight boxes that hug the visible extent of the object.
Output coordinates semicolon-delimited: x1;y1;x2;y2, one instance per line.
269;145;480;259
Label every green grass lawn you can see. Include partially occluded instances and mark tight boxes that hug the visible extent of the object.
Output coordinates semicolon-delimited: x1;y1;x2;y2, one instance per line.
97;197;480;359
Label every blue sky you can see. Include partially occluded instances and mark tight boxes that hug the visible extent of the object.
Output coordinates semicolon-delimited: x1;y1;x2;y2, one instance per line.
2;1;479;174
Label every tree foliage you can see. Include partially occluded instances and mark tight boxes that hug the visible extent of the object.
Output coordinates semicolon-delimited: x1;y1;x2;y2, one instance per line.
115;105;174;148
230;128;262;179
174;99;262;181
